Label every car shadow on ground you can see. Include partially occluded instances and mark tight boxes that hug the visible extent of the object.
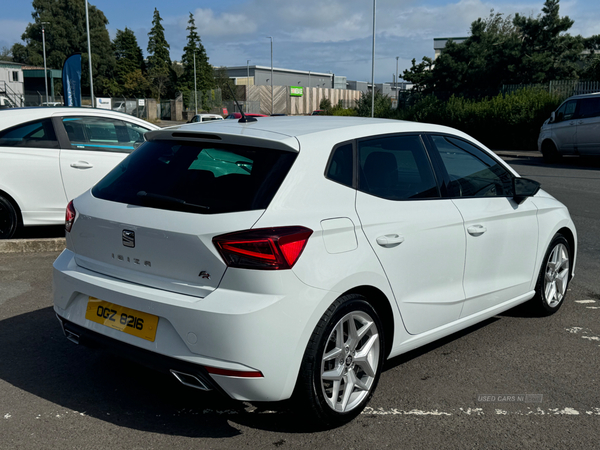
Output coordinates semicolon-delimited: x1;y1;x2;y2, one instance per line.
12;225;65;239
0;306;337;435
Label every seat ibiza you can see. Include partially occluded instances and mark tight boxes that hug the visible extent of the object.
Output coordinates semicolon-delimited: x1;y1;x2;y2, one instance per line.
53;116;576;426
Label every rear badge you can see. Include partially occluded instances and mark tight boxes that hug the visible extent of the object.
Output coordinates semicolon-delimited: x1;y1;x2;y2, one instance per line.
199;271;211;279
122;230;135;248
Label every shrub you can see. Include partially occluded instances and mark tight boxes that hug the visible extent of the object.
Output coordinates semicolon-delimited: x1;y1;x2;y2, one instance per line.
394;88;562;150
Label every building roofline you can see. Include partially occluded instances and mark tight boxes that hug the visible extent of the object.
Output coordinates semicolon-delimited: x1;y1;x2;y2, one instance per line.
226;65;333;77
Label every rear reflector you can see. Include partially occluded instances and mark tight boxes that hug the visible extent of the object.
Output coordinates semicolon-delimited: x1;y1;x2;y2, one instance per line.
213;226;313;270
205;366;264;378
65;200;76;233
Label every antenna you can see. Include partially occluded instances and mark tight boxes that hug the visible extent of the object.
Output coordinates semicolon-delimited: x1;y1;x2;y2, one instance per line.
227;84;257;123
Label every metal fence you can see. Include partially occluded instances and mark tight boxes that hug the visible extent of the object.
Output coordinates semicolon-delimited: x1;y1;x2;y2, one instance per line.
502;80;600;99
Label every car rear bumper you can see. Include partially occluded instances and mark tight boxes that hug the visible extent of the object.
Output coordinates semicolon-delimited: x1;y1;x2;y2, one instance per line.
53;248;335;402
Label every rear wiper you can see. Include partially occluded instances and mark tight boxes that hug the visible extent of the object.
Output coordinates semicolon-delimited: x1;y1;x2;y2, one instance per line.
137;191;210;211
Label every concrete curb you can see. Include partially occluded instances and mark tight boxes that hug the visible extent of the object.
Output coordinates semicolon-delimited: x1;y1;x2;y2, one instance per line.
0;238;65;254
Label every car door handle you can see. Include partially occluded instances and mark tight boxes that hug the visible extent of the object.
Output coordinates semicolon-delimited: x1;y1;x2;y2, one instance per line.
467;225;487;236
70;161;94;169
376;234;404;247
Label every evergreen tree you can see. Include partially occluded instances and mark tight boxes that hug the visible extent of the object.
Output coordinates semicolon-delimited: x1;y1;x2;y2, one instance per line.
12;0;116;97
179;12;214;93
147;7;174;101
114;27;147;97
403;0;585;96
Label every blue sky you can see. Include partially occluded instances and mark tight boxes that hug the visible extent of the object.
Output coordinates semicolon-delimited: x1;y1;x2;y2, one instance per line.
1;0;598;83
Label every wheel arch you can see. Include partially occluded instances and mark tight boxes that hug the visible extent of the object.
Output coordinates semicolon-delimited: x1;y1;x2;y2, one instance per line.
343;285;395;358
556;226;576;279
0;189;23;227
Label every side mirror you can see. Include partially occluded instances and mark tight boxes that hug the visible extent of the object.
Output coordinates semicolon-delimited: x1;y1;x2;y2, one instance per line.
550;111;556;123
513;178;541;204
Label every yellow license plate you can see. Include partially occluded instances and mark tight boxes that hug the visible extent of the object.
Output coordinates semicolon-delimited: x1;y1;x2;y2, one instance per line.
85;297;159;342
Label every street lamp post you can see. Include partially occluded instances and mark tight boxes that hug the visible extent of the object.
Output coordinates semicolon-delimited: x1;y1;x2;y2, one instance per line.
395;56;399;101
246;59;250;113
85;0;94;107
267;36;273;115
193;50;198;115
371;0;376;118
41;22;49;104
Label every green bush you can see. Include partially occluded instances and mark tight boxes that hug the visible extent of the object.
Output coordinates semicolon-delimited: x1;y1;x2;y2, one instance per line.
393;88;562;150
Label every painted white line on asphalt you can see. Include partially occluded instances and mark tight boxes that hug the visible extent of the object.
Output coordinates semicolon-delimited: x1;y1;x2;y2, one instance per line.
586;307;600;310
362;406;600;416
575;300;597;304
4;406;600;419
566;327;583;333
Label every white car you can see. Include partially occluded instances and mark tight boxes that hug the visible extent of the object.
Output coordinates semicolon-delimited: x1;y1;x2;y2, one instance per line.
0;107;159;238
53;116;576;426
187;113;224;123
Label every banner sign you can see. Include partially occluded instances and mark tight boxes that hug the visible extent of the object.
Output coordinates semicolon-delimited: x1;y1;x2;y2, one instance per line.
62;53;82;107
290;86;303;97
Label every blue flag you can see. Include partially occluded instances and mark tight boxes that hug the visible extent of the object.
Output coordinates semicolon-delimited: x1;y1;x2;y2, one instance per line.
62;53;82;107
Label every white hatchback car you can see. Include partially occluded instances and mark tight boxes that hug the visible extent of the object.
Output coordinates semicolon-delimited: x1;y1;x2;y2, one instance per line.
187;113;224;123
0;107;159;238
53;116;576;426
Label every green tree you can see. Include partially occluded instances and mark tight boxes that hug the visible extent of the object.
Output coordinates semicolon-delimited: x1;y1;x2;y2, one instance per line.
12;0;116;97
147;8;175;101
512;0;583;82
113;27;147;97
213;66;234;100
179;12;214;93
403;0;585;96
0;46;12;61
582;35;600;81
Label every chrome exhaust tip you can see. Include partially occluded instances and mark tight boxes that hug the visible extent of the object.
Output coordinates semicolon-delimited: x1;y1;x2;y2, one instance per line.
56;314;80;344
170;369;210;391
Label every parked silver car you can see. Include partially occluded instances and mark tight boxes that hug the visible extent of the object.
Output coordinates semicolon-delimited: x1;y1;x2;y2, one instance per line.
538;92;600;162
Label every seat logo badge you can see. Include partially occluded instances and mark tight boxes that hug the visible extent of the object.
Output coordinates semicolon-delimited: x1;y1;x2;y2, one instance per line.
122;230;135;248
199;271;211;279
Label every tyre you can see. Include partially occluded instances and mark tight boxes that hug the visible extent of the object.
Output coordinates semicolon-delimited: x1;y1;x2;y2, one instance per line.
295;294;385;427
0;195;18;240
531;234;571;316
541;141;561;163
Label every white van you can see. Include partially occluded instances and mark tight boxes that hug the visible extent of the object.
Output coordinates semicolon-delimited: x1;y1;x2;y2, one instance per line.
0;96;15;109
538;92;600;161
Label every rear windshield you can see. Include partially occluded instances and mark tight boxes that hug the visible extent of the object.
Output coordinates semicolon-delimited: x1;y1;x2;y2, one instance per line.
92;140;297;214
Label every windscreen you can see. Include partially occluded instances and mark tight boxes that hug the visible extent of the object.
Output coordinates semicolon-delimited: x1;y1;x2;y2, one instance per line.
92;140;296;214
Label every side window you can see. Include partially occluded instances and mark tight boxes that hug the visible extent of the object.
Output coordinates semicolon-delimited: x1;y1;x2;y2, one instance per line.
62;117;150;153
431;135;513;198
358;134;439;200
555;100;577;122
326;143;353;187
576;97;600;119
0;118;58;149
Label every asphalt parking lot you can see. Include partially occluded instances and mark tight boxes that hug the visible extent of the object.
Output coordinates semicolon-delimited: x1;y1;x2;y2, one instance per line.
1;152;599;449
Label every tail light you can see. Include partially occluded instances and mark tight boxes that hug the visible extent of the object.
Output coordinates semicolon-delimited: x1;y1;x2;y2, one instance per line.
213;226;313;270
65;200;76;233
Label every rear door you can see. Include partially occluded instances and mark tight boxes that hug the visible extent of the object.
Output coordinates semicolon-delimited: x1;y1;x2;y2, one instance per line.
0;117;65;224
56;115;153;201
355;133;466;335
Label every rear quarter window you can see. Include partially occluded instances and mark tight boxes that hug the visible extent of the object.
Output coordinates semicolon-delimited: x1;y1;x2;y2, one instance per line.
92;140;296;214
